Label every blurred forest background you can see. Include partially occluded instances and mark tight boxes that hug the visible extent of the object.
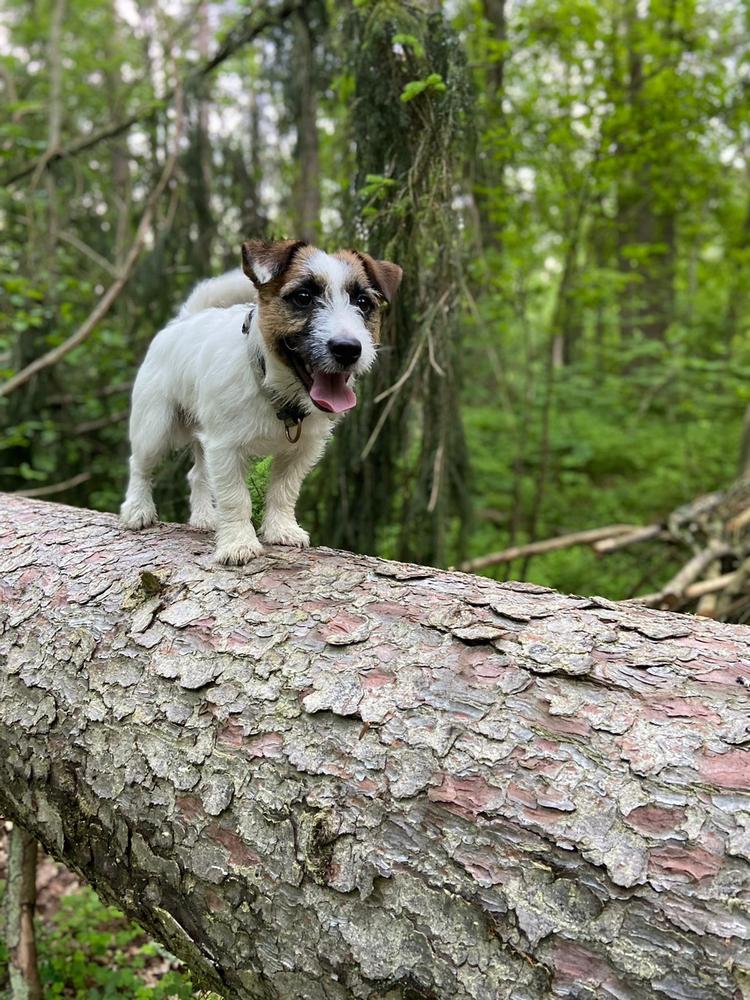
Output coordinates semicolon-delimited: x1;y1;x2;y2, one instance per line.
3;0;750;600
3;0;750;994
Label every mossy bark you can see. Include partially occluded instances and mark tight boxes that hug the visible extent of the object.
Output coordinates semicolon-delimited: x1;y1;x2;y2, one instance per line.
1;496;749;999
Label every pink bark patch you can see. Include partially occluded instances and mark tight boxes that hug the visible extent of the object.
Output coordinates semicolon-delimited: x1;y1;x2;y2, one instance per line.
540;709;591;738
209;824;261;868
650;843;722;881
699;749;750;790
243;594;284;615
176;794;204;820
697;665;750;687
354;776;380;796
506;782;536;808
205;890;224;913
428;774;504;817
647;697;721;724
51;585;71;607
217;719;246;748
625;804;686;837
361;668;395;689
521;804;568;826
18;567;42;588
245;732;284;758
367;600;421;623
318;612;370;644
552;940;622;990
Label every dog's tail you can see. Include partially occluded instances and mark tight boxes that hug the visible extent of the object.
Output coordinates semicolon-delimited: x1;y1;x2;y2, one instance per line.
178;269;255;319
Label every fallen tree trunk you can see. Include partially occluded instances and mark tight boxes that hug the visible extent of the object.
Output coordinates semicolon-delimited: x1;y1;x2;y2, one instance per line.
1;495;749;999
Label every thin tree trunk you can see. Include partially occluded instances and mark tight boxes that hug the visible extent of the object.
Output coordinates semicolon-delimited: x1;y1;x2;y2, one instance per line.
477;0;508;249
1;495;750;999
43;0;66;255
292;8;320;243
738;402;750;482
615;0;676;344
4;826;42;1000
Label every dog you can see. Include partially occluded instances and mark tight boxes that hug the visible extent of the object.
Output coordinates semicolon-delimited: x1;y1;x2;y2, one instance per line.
120;239;402;564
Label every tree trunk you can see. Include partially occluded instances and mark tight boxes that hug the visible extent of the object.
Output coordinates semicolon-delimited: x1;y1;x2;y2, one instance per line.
1;495;749;1000
291;7;321;244
4;826;42;1000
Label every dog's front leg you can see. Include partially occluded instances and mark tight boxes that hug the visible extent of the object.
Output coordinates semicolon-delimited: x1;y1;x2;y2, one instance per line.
261;441;325;548
205;443;263;564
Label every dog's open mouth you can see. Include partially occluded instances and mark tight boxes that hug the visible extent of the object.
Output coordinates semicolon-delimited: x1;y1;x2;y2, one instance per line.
285;345;357;414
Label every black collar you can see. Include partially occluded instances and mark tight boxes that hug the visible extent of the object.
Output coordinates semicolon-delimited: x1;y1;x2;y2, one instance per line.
243;306;307;442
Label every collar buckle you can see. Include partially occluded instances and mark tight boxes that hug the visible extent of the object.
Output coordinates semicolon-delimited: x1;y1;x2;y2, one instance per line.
284;418;303;444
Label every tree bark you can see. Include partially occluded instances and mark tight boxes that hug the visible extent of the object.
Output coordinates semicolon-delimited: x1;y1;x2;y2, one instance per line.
1;495;750;1000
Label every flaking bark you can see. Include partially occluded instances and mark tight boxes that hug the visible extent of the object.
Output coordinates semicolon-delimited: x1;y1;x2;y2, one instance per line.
1;495;749;999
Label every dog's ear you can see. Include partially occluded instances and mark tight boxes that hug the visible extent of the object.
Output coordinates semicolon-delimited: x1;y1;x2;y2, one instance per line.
357;253;403;304
241;239;307;288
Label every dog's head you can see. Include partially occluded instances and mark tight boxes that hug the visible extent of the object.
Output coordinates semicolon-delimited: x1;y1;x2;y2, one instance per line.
241;239;402;415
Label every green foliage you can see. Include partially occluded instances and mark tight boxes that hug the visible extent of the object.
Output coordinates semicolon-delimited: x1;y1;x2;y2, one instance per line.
400;73;447;103
391;32;425;59
0;882;219;999
247;456;272;527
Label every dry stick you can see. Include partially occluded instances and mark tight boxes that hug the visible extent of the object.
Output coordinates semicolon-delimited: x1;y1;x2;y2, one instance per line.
58;230;118;276
727;505;750;534
0;95;183;400
695;559;723;618
627;542;733;610
363;289;452;461
460;524;639;573
2;0;303;188
74;409;129;434
427;443;444;514
361;339;426;461
4;825;42;1000
592;523;663;554
627;570;738;609
12;471;92;498
715;557;750;621
47;380;133;406
659;542;732;609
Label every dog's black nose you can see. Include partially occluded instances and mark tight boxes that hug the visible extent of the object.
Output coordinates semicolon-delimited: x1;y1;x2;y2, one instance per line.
328;336;361;366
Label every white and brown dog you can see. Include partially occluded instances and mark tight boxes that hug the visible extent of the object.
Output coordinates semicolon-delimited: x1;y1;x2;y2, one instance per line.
120;239;402;564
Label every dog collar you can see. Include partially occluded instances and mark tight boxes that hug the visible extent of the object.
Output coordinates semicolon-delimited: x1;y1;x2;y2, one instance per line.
243;306;306;443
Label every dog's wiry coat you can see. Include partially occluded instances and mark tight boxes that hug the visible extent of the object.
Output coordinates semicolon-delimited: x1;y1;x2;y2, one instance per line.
120;240;402;564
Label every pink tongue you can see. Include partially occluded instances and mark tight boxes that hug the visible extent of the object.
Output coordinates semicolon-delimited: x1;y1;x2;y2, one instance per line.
310;372;357;413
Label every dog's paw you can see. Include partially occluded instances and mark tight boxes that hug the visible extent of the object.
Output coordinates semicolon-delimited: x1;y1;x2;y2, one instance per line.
213;527;264;565
189;508;216;531
261;519;310;548
120;499;157;530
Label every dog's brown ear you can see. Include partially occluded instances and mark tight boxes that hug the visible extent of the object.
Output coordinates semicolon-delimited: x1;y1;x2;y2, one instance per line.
241;239;307;288
357;253;403;304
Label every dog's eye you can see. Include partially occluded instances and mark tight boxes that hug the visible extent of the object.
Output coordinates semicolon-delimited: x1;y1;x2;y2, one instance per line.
354;293;373;315
289;288;312;308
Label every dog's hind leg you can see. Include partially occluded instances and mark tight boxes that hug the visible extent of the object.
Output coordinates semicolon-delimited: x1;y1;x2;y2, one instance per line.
188;439;215;531
120;398;173;530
